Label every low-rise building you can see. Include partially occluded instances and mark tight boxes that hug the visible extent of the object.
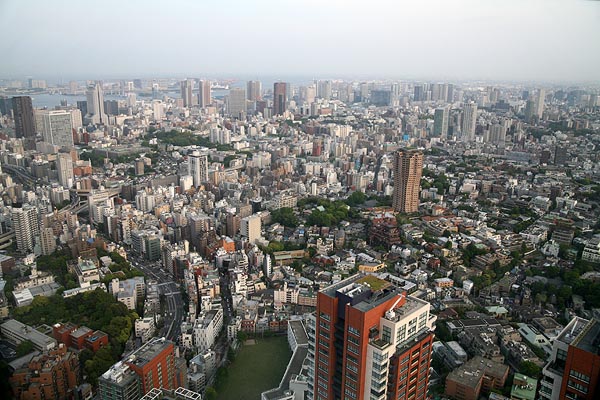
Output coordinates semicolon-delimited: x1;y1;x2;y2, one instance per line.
1;319;57;351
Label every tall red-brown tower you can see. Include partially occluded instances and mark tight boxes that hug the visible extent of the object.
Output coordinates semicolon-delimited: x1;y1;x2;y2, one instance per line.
314;274;435;400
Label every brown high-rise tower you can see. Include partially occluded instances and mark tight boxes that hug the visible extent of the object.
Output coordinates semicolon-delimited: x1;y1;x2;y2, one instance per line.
273;82;287;116
392;150;423;213
12;96;35;139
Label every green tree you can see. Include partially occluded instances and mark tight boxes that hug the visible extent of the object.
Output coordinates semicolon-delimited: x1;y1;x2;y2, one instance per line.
519;360;542;378
205;387;218;400
15;340;34;357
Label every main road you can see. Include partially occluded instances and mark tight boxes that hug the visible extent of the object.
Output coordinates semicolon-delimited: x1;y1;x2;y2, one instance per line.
131;257;184;343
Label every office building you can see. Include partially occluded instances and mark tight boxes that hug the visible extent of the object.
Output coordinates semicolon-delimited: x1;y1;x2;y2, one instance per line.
433;107;449;138
180;79;194;108
392;150;423;213
12;96;35;139
40;227;56;256
198;80;211;107
188;151;208;187
227;87;247;118
247;80;262;101
56;152;74;188
86;82;107;124
462;102;477;141
314;274;436;400
539;317;600;400
1;319;57;351
12;204;40;253
273;82;288;116
241;214;261;244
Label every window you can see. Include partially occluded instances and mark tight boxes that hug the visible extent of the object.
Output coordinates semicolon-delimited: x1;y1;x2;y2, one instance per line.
569;370;590;384
347;354;358;364
567;380;588;394
383;326;392;343
320;312;331;322
348;335;360;346
347;344;360;355
348;325;360;336
397;325;406;342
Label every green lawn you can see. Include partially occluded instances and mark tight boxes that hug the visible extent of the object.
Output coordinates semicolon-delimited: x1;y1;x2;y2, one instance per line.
216;336;292;400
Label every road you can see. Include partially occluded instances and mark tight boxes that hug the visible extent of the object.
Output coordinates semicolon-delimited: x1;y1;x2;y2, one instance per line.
131;257;184;343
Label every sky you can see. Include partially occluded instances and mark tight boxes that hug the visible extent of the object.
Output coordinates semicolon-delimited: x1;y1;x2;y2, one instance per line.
0;0;599;83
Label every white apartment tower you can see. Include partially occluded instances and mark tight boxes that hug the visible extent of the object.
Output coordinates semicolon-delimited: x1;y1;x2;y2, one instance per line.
56;153;74;189
12;205;40;253
241;214;261;244
461;102;478;141
188;151;208;188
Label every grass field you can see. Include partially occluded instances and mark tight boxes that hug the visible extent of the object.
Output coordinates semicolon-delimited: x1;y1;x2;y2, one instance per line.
216;336;292;400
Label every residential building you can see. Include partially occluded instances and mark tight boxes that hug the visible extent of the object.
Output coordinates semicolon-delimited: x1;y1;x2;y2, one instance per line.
198;80;211;107
274;82;288;116
444;356;509;400
57;152;74;188
98;362;141;400
188;151;208;188
539;317;600;400
12;204;40;253
462;102;477;141
124;338;177;394
241;214;261;244
247;80;262;101
314;274;436;400
10;345;80;400
12;96;35;139
392;150;423;213
180;79;195;108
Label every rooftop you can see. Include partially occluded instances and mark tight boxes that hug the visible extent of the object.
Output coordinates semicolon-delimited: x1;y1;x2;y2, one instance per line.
126;337;173;368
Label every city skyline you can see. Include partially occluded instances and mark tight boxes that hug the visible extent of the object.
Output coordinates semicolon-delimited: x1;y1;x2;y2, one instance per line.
0;0;599;83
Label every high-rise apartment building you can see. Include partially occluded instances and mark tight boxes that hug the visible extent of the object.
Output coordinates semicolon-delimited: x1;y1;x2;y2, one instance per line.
433;107;449;138
198;80;211;107
180;79;194;108
227;87;247;118
461;102;478;141
56;153;74;188
188;151;208;188
314;274;436;400
241;214;261;244
539;317;600;400
536;88;546;119
12;204;40;253
12;96;35;138
247;80;262;101
273;82;288;116
126;338;177;393
86;83;107;124
317;80;332;100
392;150;423;213
39;110;74;147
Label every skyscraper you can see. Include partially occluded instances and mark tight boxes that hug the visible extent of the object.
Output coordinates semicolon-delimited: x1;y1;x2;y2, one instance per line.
433;107;449;138
273;82;288;116
536;88;546;119
317;80;332;100
461;102;478;141
12;96;35;138
392;150;423;213
85;83;107;124
314;274;435;400
56;153;74;188
180;79;194;108
188;151;208;187
227;87;247;118
247;80;262;101
39;110;74;147
198;80;211;107
12;204;40;253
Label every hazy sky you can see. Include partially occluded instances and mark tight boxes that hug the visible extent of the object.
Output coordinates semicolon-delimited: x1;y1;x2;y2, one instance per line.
0;0;599;82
